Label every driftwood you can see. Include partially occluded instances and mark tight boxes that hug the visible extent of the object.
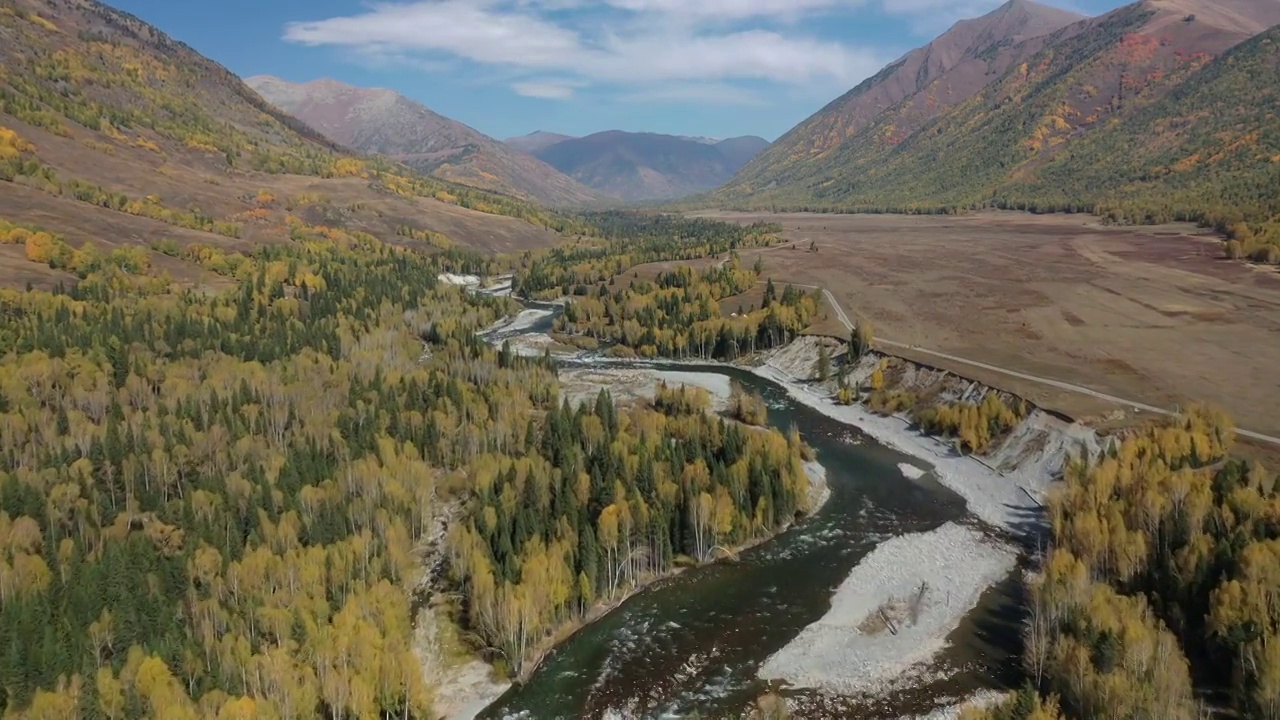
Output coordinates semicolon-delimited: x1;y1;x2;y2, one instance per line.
879;608;899;636
1019;485;1045;509
910;581;929;625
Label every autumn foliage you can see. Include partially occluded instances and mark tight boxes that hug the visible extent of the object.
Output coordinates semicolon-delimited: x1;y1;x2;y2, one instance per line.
973;405;1280;720
445;383;812;673
0;226;531;718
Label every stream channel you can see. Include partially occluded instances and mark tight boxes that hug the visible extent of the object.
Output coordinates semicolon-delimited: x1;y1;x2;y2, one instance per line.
475;302;1025;720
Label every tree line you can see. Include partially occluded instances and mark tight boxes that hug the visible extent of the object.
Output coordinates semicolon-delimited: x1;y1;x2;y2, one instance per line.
512;212;782;299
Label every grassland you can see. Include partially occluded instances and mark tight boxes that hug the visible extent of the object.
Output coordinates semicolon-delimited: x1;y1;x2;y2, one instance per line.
686;211;1280;440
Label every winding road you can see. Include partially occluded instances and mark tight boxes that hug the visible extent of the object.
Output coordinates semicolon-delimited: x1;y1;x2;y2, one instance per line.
817;289;1280;448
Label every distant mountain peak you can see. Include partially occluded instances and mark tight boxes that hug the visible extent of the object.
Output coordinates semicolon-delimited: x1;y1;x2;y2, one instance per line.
531;130;771;202
247;77;600;206
504;130;576;155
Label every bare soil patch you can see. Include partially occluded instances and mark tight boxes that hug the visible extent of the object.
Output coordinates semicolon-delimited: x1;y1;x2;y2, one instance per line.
693;211;1280;437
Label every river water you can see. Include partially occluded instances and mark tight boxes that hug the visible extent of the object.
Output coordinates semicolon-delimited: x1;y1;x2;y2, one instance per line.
475;308;1024;719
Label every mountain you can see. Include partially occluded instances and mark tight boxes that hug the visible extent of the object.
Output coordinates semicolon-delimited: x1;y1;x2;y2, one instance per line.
0;0;577;292
721;0;1086;196
504;130;575;154
246;76;600;207
714;136;773;170
715;0;1280;233
1002;18;1280;236
534;131;771;202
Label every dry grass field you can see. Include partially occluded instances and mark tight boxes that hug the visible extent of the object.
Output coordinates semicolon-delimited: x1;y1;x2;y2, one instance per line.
690;211;1280;440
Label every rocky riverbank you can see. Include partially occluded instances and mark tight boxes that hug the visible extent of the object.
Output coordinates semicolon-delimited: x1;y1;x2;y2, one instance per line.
745;336;1101;710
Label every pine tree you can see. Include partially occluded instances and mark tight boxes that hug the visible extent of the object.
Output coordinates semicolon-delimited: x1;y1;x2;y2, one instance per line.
815;344;831;381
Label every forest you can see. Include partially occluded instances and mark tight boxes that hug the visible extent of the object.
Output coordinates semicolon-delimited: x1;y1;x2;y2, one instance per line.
0;193;821;719
445;382;814;674
0;216;520;719
965;406;1280;720
555;258;820;360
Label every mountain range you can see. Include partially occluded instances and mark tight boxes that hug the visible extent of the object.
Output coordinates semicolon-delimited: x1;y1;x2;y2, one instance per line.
246;76;601;207
714;0;1280;233
246;77;771;205
3;0;1278;273
510;131;770;202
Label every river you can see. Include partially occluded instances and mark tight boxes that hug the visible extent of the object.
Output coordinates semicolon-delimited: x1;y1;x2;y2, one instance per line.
473;304;1025;719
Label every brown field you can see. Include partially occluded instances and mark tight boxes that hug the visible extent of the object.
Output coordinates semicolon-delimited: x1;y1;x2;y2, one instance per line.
689;211;1280;441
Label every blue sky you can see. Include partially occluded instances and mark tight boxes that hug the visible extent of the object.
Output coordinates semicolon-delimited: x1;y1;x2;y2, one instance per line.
108;0;1127;141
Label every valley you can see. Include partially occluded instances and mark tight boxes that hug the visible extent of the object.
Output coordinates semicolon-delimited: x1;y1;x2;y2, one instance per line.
3;0;1280;718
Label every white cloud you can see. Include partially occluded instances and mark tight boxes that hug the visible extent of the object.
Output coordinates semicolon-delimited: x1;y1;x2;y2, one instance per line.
512;81;577;99
285;2;580;69
588;31;879;84
283;0;892;104
604;0;866;22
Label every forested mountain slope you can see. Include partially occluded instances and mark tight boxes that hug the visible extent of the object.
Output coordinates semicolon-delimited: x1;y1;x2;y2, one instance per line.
0;0;582;291
998;22;1280;255
714;0;1280;252
720;0;1085;197
246;76;602;207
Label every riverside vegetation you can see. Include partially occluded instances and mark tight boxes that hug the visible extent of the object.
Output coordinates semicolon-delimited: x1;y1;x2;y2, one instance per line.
446;382;815;676
513;211;783;300
965;407;1280;720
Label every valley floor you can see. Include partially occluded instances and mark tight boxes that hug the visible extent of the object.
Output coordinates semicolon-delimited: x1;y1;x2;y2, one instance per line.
688;211;1280;444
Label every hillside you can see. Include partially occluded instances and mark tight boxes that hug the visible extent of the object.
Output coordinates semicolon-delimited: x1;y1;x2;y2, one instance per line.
247;76;601;207
998;19;1280;255
714;0;1280;250
0;0;580;292
535;130;771;202
722;0;1085;196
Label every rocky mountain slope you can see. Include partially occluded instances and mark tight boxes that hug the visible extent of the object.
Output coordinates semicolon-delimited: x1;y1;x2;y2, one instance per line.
0;0;581;291
532;130;770;202
714;0;1280;241
721;0;1085;198
247;76;601;207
